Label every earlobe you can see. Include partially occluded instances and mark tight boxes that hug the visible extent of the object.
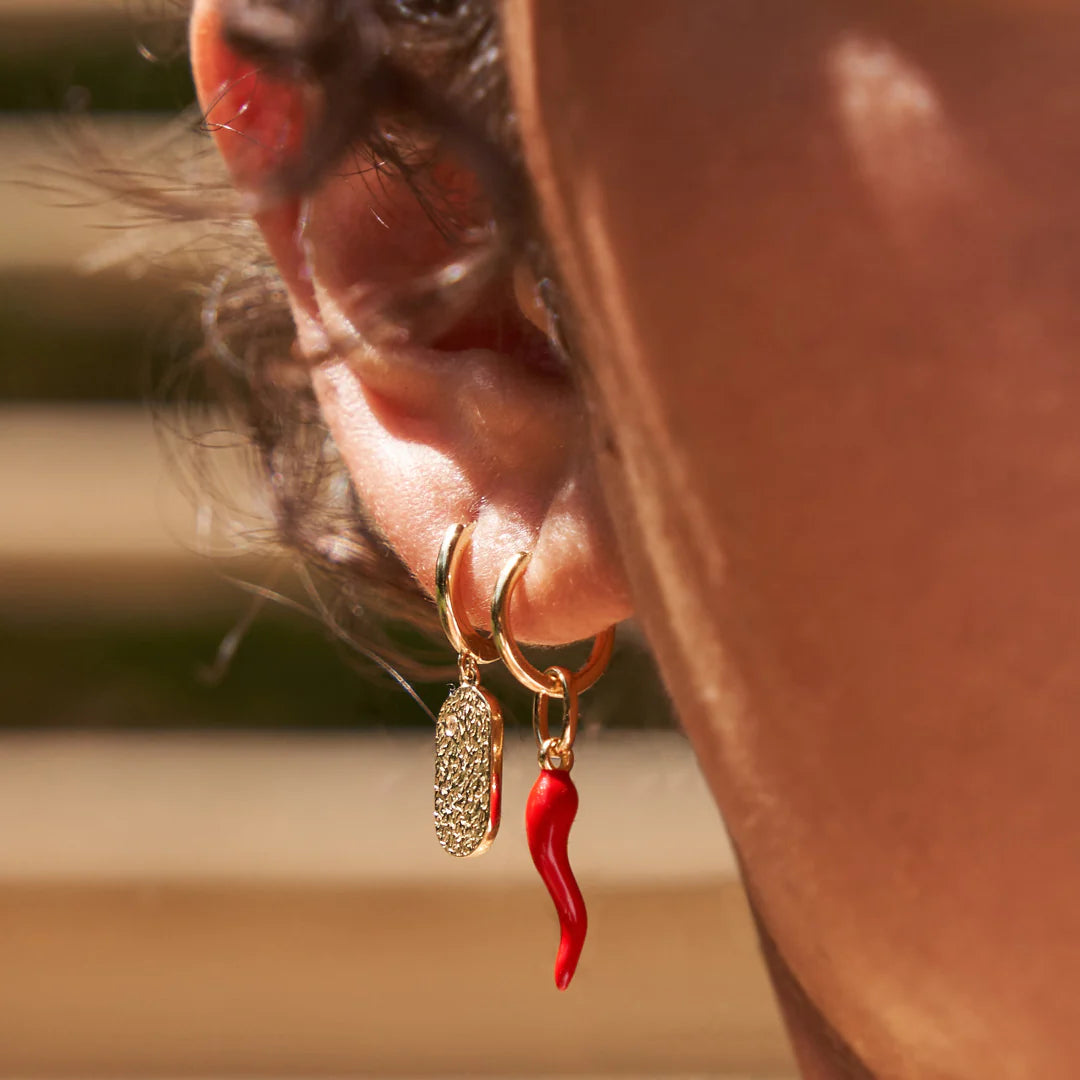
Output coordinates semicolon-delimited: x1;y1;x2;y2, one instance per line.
189;0;632;644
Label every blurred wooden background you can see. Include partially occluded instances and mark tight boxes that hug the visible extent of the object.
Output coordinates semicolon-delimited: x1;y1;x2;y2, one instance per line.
0;3;796;1076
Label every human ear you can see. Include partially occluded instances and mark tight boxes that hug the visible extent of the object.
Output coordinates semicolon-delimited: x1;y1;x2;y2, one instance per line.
188;0;631;645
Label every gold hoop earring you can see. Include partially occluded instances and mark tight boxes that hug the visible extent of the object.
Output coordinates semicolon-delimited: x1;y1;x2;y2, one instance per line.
490;550;615;697
432;523;503;858
491;548;615;989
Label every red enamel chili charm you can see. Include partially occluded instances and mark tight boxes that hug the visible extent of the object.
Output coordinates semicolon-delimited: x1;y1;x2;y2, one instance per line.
526;765;586;990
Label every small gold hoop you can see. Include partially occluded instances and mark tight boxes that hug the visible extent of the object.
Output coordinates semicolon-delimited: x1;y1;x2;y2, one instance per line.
436;523;499;664
533;666;578;755
491;550;615;697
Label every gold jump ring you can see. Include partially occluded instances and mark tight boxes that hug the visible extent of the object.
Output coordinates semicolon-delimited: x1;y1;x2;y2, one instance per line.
533;665;579;754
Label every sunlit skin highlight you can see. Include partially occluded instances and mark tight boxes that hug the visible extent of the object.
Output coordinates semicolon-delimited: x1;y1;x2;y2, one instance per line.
193;0;1080;1074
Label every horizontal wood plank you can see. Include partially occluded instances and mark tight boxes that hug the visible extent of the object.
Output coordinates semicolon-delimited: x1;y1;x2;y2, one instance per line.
0;732;794;1075
0;731;737;884
0;880;794;1076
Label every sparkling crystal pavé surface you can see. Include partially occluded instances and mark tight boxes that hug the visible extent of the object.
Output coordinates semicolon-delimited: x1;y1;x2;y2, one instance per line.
434;683;501;857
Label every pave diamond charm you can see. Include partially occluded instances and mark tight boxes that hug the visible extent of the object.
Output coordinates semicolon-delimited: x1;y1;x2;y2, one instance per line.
434;679;503;857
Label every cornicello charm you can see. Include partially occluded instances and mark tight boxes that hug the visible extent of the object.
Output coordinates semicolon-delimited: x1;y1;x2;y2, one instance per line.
527;666;587;990
491;550;615;990
433;524;503;858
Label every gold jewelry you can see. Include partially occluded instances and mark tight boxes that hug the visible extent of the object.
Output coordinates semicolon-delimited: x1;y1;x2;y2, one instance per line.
491;549;615;989
533;663;578;772
432;523;503;858
491;550;615;697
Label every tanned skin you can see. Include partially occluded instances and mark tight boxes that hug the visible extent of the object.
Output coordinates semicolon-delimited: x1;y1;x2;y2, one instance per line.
194;2;1080;1074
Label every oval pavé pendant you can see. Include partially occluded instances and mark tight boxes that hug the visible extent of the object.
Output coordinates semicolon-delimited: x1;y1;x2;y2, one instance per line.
434;679;503;857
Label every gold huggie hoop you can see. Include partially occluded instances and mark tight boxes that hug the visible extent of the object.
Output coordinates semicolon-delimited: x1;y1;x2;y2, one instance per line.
491;550;615;697
433;522;503;858
435;523;499;664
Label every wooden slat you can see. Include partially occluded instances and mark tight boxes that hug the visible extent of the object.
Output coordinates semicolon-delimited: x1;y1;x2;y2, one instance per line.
0;405;253;612
0;881;794;1077
1;117;212;272
0;405;201;561
0;0;127;15
0;731;737;884
0;731;794;1077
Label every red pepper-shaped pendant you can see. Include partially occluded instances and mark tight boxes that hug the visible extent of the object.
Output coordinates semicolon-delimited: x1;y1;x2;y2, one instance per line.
526;767;587;990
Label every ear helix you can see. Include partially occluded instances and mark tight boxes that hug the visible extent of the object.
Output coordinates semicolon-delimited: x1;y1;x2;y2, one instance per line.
191;6;306;194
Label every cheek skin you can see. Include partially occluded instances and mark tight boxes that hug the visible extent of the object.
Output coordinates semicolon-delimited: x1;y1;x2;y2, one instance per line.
503;0;1080;1074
